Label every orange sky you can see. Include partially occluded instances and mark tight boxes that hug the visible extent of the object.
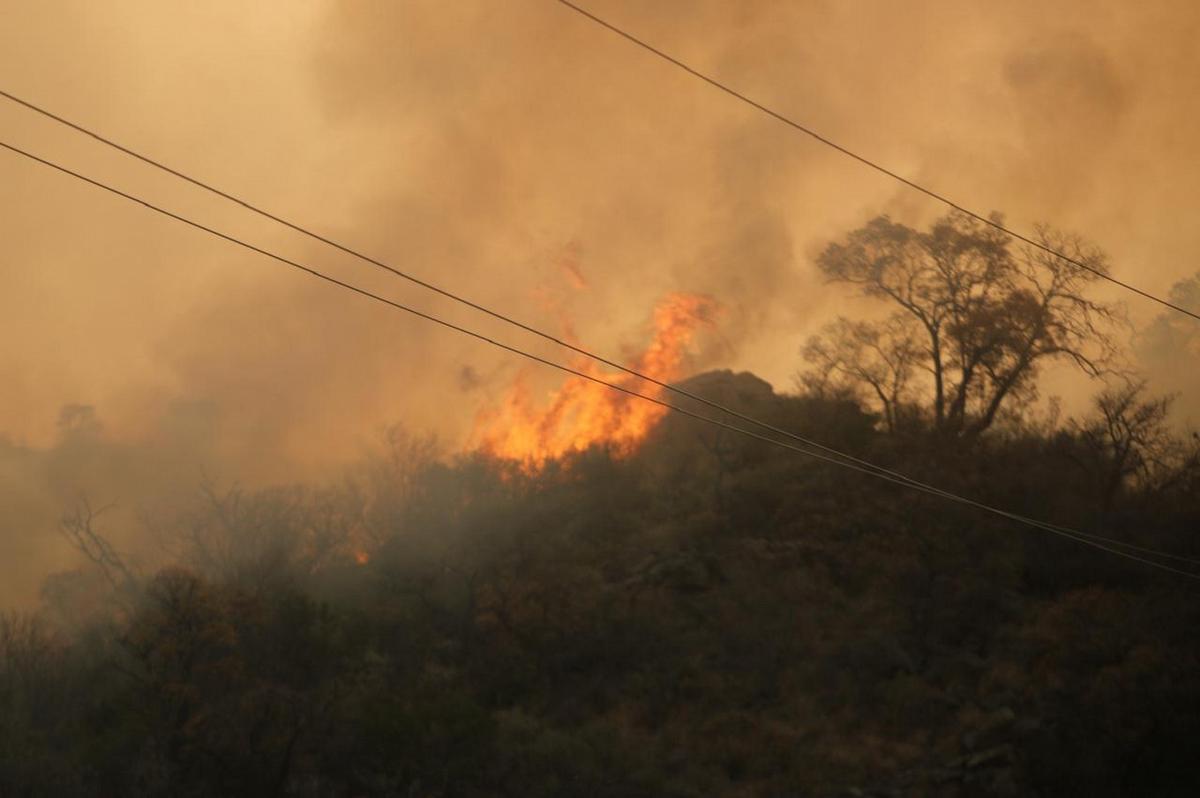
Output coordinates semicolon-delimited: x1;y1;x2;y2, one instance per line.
2;1;1200;604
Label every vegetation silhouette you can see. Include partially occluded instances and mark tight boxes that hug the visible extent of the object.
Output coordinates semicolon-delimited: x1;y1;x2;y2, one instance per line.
2;224;1199;797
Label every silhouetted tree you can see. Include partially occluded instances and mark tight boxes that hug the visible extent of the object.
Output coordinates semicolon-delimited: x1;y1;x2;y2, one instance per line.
59;497;136;594
1075;381;1199;508
800;314;921;432
807;212;1122;437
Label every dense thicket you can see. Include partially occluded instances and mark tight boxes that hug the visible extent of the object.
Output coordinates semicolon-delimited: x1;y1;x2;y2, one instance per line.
2;371;1199;797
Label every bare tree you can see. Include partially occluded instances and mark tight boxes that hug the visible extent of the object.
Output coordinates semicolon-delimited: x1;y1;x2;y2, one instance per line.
1074;381;1199;508
60;497;136;593
187;482;310;593
807;212;1123;437
800;314;921;432
358;424;439;548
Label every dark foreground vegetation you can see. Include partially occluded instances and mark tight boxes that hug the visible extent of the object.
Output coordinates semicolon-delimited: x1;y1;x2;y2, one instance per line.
3;215;1199;796
2;368;1199;797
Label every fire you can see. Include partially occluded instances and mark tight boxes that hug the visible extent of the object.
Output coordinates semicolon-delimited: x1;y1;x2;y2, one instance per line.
472;292;718;468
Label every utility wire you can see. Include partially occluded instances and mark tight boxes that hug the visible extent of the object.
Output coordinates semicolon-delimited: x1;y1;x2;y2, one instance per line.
3;138;1197;581
551;0;1200;324
0;88;1188;567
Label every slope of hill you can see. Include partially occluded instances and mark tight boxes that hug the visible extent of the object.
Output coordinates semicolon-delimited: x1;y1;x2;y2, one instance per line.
1;370;1198;796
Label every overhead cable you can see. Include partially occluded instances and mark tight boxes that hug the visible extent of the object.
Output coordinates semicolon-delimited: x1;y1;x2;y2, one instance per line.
0;88;1187;565
551;1;1200;323
3;138;1196;581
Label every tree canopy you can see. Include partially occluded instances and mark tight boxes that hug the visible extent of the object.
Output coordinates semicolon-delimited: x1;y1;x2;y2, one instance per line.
804;213;1123;437
3;371;1199;796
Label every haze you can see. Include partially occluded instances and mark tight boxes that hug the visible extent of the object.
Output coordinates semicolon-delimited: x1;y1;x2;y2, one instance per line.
2;0;1199;607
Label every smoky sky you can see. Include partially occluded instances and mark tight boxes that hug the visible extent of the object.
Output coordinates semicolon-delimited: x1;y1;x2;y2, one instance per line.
2;0;1200;606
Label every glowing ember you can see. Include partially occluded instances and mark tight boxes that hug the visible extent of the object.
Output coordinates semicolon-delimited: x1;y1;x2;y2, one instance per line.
353;549;370;566
472;292;718;468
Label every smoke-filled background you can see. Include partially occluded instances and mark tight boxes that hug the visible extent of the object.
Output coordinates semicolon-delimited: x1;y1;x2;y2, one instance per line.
2;0;1199;607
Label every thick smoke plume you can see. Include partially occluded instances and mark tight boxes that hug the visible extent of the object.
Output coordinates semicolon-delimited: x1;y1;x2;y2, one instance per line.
2;0;1200;605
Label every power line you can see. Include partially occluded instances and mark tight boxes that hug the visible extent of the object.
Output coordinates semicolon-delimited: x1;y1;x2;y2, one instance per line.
2;138;1197;582
3;87;871;464
551;0;1200;324
0;88;1188;568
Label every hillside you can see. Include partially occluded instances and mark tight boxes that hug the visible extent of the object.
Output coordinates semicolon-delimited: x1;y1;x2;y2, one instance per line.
2;370;1199;797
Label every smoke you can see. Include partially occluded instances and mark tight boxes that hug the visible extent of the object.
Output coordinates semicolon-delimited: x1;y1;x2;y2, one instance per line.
1135;273;1200;428
2;0;1200;605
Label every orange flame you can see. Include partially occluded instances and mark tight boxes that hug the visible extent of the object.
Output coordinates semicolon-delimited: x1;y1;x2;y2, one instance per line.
472;292;718;468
